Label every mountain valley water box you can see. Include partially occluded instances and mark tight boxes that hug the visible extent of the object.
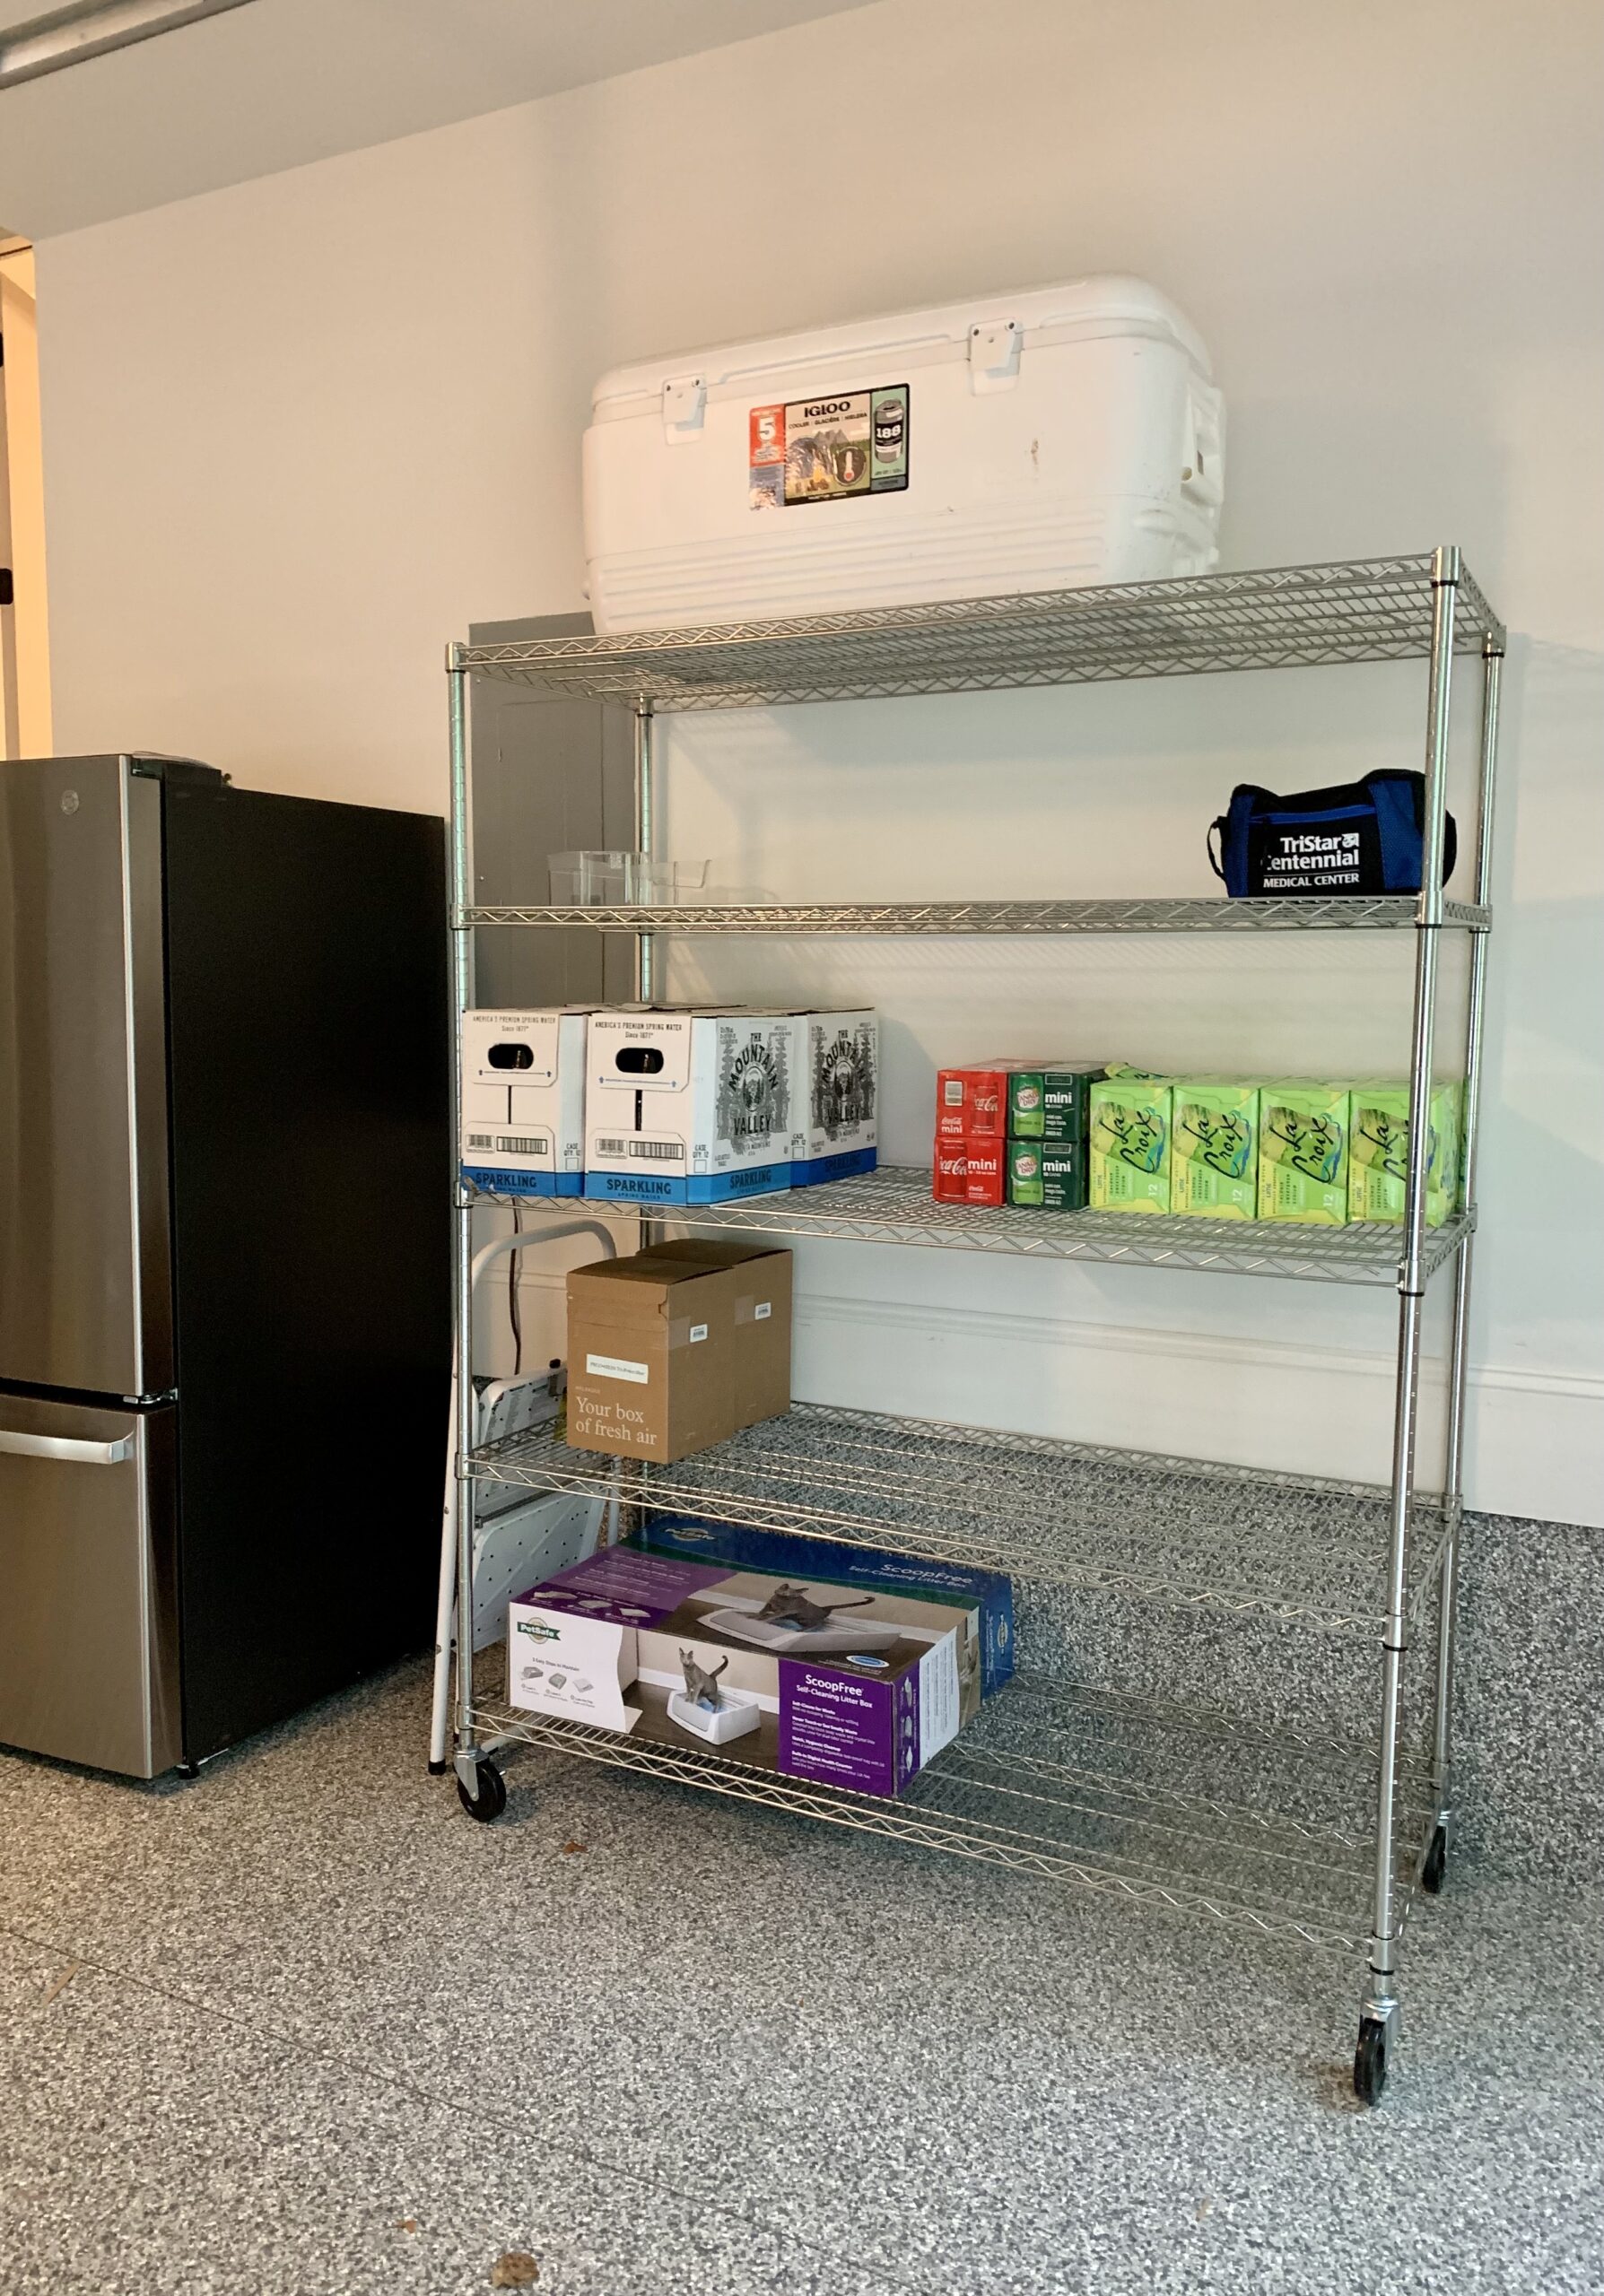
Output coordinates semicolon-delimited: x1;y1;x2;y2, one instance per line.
584;1009;793;1205
1258;1082;1349;1224
1172;1079;1260;1220
792;1008;878;1187
459;1008;590;1196
1348;1081;1461;1226
1007;1141;1087;1210
1089;1076;1172;1213
582;278;1225;631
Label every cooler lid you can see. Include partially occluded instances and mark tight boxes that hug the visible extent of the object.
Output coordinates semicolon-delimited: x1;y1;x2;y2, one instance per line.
591;275;1212;417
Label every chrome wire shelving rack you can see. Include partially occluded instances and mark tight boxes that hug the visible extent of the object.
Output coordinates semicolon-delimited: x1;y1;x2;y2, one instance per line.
442;549;1504;2106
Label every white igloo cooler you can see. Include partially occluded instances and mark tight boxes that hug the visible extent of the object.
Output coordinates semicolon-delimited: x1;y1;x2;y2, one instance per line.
582;276;1225;633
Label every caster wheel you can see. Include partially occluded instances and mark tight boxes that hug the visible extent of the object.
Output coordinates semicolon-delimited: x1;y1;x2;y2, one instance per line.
457;1760;507;1823
1354;2016;1390;2107
1422;1822;1448;1895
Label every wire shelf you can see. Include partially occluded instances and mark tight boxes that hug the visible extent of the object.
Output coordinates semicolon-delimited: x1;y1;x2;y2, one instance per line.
472;1673;1432;1952
469;1400;1454;1639
466;1166;1473;1288
455;554;1504;710
461;893;1489;935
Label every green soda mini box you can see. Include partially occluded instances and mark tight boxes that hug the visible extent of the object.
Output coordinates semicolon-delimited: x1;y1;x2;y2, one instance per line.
1348;1081;1460;1226
1088;1077;1172;1213
1172;1080;1260;1219
1006;1063;1106;1143
1258;1082;1349;1224
1007;1141;1087;1210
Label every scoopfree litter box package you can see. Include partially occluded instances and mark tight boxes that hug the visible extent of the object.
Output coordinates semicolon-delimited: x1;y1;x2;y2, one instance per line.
643;1515;1015;1706
1258;1082;1349;1224
1172;1079;1260;1220
1348;1082;1460;1227
507;1540;974;1796
1089;1075;1172;1212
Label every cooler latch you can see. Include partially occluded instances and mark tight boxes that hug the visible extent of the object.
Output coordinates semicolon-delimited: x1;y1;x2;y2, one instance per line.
968;318;1022;393
661;373;707;442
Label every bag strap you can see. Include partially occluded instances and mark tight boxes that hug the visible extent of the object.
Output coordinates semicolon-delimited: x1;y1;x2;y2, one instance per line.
1207;819;1227;883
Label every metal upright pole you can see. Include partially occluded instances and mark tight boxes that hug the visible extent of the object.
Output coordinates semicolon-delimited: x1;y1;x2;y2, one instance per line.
1432;639;1503;1814
634;700;656;1006
448;650;481;1772
1362;547;1459;2078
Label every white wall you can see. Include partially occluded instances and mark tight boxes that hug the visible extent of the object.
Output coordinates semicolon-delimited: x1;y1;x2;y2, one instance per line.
33;0;1604;1523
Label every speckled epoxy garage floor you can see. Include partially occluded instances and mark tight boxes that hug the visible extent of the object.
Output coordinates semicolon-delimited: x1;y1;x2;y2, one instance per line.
3;1657;1601;2296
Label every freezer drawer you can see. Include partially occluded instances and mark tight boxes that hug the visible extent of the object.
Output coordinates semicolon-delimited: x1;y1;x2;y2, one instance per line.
0;1394;179;1777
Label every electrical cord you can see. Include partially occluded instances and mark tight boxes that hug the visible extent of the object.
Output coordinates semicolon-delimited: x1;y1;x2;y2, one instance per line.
509;1198;524;1377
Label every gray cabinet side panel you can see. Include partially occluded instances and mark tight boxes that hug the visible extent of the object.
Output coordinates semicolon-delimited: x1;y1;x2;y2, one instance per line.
468;614;635;1008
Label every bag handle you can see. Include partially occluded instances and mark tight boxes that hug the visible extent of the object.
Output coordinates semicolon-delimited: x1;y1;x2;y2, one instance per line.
1207;818;1227;883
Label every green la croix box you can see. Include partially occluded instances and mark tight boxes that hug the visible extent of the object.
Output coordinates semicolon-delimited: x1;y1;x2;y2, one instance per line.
1348;1081;1460;1227
1258;1081;1349;1224
1088;1075;1172;1213
1172;1079;1260;1220
1006;1062;1107;1143
1007;1140;1088;1210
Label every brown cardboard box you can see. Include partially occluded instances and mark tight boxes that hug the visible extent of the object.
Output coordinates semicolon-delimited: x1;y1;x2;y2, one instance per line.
641;1241;792;1431
566;1257;737;1463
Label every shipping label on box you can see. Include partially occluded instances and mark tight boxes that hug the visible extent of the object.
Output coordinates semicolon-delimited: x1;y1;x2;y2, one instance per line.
1089;1077;1172;1212
1258;1082;1349;1224
509;1540;968;1796
1172;1079;1260;1220
459;1008;590;1196
1348;1081;1460;1226
584;1009;792;1205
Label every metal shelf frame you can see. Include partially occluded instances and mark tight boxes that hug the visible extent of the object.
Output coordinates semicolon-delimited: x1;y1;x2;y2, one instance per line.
470;1165;1475;1287
468;1400;1456;1640
459;892;1490;935
444;547;1505;2104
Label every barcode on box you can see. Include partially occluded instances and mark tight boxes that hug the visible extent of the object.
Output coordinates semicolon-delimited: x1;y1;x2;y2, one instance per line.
594;1135;683;1162
496;1135;550;1155
466;1134;493;1150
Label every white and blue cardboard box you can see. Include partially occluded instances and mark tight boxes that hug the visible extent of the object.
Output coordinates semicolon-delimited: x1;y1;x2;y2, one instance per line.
789;1008;878;1187
644;1514;1013;1707
460;1008;589;1196
583;1008;794;1205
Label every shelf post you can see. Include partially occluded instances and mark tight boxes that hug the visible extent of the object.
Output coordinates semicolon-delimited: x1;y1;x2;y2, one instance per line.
1365;546;1460;2056
634;700;656;1005
1432;636;1503;1812
448;648;479;1760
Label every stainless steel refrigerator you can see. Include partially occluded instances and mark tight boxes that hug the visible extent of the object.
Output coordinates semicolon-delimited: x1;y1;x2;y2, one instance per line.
0;755;449;1777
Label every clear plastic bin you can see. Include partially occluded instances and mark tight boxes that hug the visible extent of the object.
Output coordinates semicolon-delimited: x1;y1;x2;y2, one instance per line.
548;851;709;906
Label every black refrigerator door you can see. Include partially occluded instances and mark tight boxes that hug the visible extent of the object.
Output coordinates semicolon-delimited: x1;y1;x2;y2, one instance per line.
0;1393;179;1777
0;758;174;1396
161;778;450;1761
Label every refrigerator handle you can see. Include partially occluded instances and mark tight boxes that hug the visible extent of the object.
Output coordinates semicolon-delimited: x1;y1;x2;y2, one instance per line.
0;1430;135;1465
